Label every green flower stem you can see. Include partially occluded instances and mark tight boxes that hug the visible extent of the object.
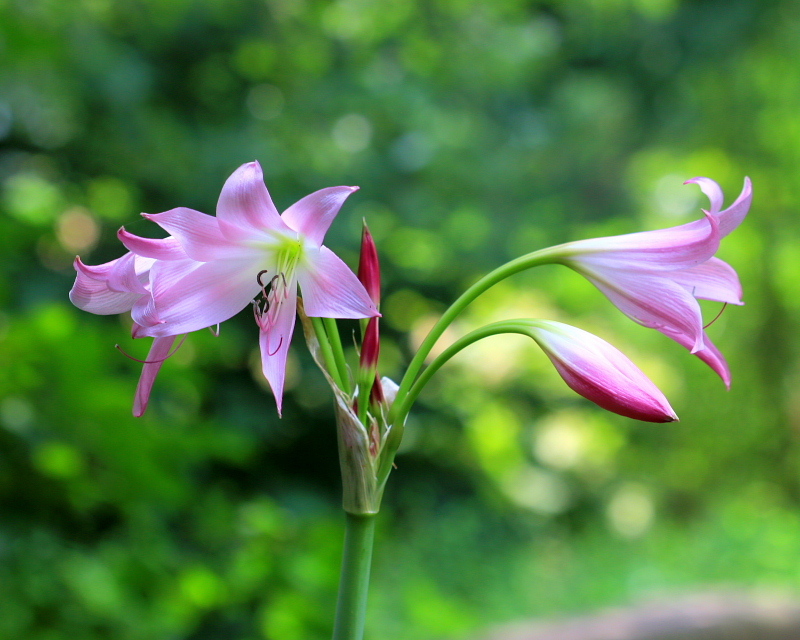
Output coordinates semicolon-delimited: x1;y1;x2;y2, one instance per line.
389;246;562;426
332;513;377;640
377;321;533;486
394;321;535;421
312;316;345;390
324;316;351;395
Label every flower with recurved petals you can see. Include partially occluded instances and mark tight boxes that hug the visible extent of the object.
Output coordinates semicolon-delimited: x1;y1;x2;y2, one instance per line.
130;161;379;414
553;177;752;387
69;236;200;416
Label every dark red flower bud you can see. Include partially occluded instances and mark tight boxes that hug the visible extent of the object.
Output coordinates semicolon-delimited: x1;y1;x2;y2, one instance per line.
359;316;380;371
358;222;381;307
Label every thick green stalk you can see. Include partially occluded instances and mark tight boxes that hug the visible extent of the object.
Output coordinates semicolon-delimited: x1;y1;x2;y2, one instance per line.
312;316;345;390
389;246;562;426
323;316;351;395
332;513;377;640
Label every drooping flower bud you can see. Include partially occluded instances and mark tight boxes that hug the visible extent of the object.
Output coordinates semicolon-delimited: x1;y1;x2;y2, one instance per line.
526;320;678;423
358;221;381;308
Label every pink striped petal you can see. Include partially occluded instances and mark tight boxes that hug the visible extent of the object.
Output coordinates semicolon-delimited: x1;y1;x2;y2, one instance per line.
217;161;293;235
717;176;752;238
297;246;379;319
70;257;141;314
107;252;148;295
566;211;720;272
669;257;743;304
660;327;731;388
281;186;359;247
142;208;251;262
133;335;176;417
685;177;724;213
259;285;297;416
118;228;188;260
138;259;259;337
685;177;752;238
585;268;705;352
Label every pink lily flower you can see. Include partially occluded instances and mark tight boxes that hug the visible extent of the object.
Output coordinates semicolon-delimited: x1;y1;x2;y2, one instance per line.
69;236;199;416
526;320;678;422
554;177;752;387
130;161;379;414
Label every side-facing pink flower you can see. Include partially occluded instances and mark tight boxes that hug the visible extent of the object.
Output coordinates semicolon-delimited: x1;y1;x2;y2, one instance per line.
69;236;198;416
553;177;752;387
525;320;678;422
130;161;379;414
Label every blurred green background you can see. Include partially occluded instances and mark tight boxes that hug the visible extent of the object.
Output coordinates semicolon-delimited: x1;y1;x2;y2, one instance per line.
1;0;798;638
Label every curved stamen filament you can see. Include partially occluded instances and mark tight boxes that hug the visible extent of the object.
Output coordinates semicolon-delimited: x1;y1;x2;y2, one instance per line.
266;335;283;357
703;302;728;329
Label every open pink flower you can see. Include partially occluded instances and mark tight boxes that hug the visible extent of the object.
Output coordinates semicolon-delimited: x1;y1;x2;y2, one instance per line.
69;236;198;416
525;320;677;422
554;177;752;386
131;161;379;413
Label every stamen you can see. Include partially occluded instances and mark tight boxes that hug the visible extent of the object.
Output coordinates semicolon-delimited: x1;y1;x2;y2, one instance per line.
115;335;187;364
267;335;283;357
704;302;728;329
256;270;270;288
208;324;220;337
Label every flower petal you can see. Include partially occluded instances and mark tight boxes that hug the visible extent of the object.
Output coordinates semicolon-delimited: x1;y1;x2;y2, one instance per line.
133;335;176;417
684;177;724;213
660;327;731;388
142;207;250;262
107;252;149;295
259;285;297;416
137;259;259;337
281;186;359;247
562;211;720;272
118;228;188;260
717;176;752;238
583;267;706;352
669;257;743;304
297;246;379;319
528;321;678;422
217;161;293;235
70;256;141;314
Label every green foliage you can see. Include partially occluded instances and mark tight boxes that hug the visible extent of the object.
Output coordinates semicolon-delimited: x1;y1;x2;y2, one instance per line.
0;0;797;638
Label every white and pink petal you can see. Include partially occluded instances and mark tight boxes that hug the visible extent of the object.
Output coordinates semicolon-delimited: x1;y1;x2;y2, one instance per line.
139;259;259;337
216;161;293;236
297;246;379;319
281;186;359;247
259;285;298;416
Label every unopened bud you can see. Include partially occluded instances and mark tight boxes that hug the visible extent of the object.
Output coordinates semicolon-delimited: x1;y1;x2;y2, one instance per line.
360;316;380;371
358;221;381;307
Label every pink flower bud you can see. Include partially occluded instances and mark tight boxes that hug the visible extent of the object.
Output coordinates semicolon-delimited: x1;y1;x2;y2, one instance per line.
358;222;381;307
528;321;678;423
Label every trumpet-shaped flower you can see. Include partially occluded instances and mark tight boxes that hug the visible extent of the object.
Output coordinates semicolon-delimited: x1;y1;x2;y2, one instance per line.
69;236;199;416
554;177;751;386
130;161;379;413
525;320;678;422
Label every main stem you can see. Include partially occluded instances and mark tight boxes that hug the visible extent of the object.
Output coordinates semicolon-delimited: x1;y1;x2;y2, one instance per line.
332;513;377;640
